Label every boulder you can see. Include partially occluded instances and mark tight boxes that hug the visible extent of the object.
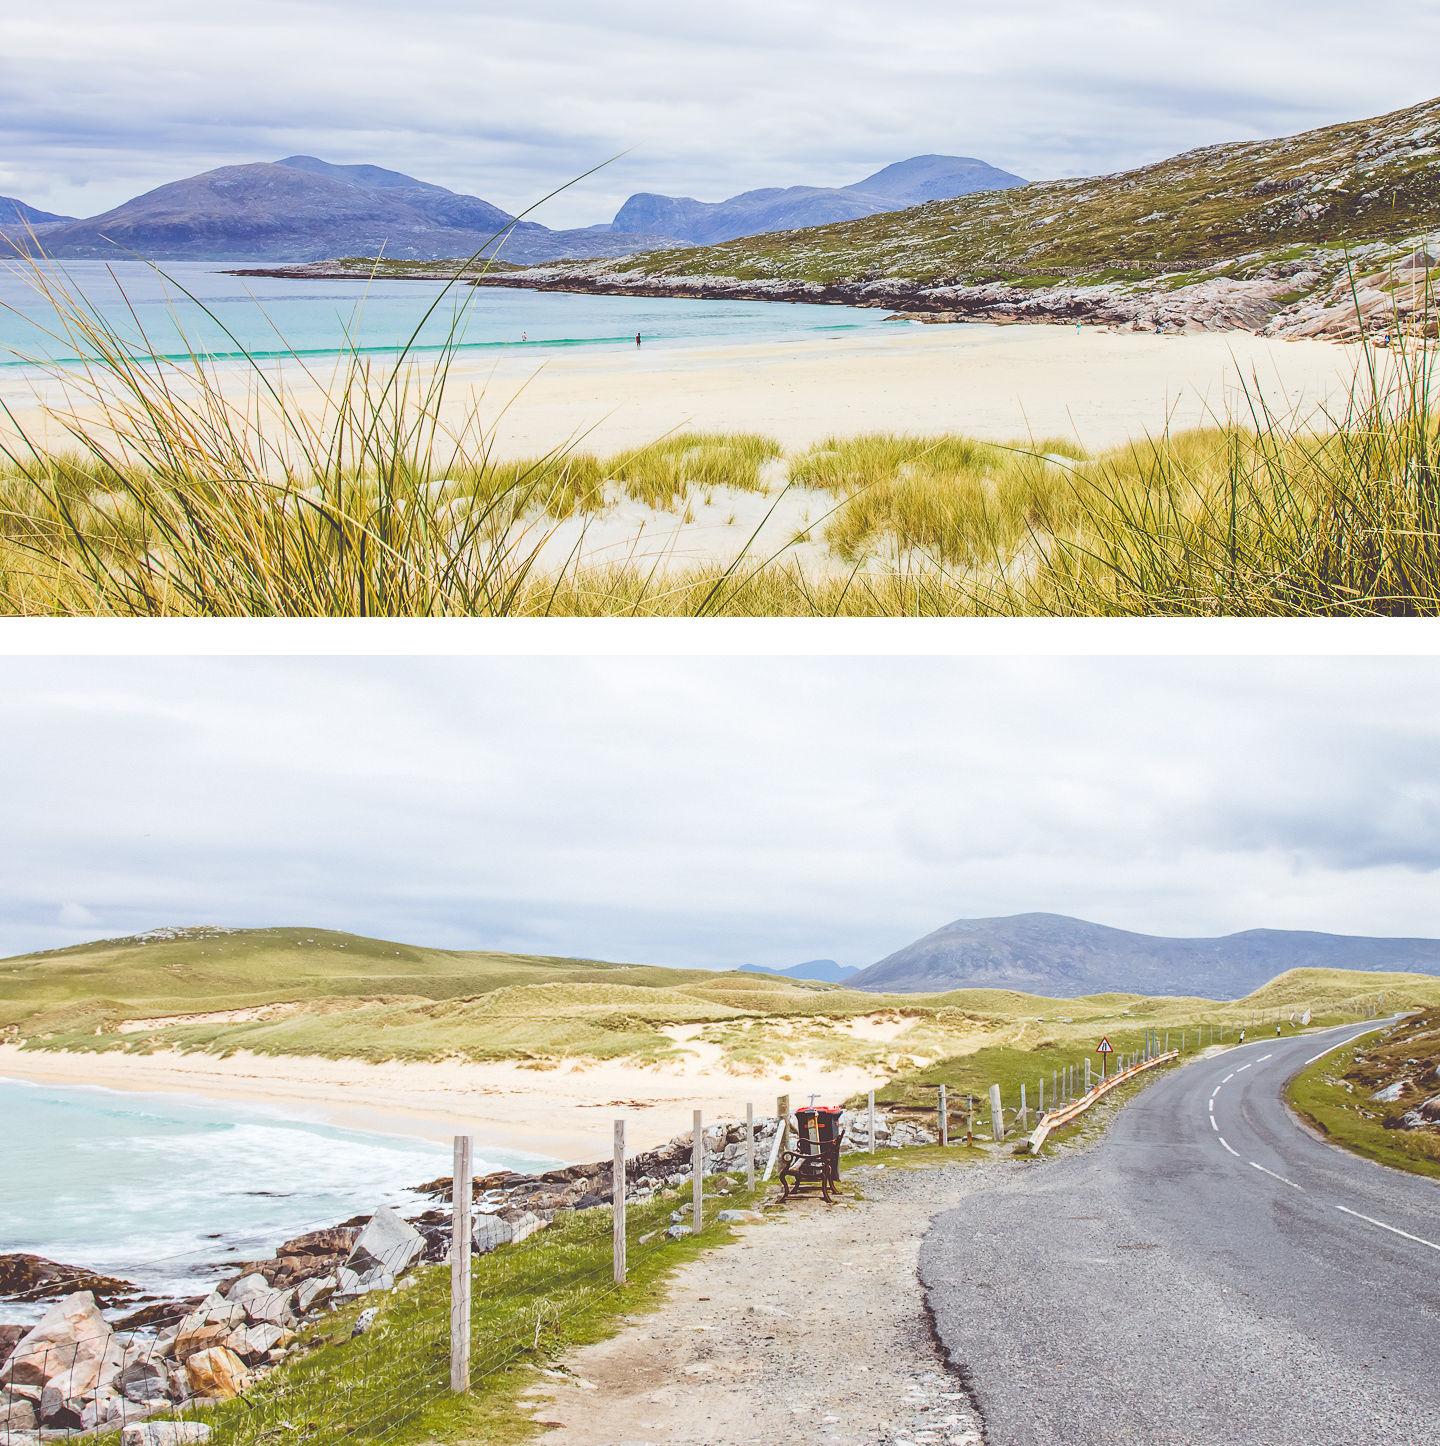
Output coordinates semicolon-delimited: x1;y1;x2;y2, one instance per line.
182;1347;249;1400
224;1324;290;1364
294;1275;336;1314
38;1383;85;1428
665;1224;692;1240
240;1288;294;1327
122;1424;214;1445
715;1209;763;1224
1371;1080;1406;1103
172;1324;231;1363
351;1308;378;1338
472;1215;514;1255
505;1212;546;1244
0;1326;24;1371
344;1208;424;1281
118;1358;169;1405
0;1390;37;1432
0;1291;122;1395
224;1274;269;1302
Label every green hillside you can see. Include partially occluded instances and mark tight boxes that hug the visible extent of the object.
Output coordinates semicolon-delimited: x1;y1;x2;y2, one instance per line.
491;94;1440;337
4;929;1438;1068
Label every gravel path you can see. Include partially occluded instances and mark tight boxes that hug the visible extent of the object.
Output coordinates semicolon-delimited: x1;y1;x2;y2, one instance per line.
525;1162;992;1446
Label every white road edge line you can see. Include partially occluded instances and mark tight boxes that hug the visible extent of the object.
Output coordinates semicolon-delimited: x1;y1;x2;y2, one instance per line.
1209;1116;1218;1131
1335;1205;1440;1253
1259;1053;1272;1062
1219;1137;1239;1158
1249;1161;1303;1190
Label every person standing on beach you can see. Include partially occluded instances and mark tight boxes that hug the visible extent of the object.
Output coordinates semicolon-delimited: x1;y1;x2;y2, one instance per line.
635;332;642;347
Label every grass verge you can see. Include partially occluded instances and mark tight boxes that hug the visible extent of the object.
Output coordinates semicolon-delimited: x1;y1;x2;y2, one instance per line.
1286;1017;1440;1181
96;1179;766;1445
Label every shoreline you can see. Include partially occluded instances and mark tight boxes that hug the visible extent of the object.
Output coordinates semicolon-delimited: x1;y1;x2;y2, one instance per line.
0;1043;888;1162
0;319;1378;464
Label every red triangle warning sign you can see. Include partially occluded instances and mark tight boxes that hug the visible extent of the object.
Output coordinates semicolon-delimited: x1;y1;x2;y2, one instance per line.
1097;1036;1114;1053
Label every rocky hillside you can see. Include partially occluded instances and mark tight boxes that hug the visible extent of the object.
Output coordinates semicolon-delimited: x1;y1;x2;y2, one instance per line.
16;156;677;264
484;94;1440;339
853;913;1440;997
610;154;1023;245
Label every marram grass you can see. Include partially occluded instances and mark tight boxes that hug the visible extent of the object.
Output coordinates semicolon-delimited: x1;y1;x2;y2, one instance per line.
1;258;1436;616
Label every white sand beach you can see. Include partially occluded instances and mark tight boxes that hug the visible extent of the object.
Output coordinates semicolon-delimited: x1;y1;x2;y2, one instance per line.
0;319;1376;463
0;1043;889;1163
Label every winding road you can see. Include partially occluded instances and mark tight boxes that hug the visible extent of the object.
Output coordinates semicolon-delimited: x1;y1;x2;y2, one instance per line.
920;1022;1440;1445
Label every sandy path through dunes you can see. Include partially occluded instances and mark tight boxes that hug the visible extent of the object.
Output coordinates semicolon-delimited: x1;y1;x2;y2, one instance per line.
524;1161;991;1446
0;322;1377;462
0;1044;888;1163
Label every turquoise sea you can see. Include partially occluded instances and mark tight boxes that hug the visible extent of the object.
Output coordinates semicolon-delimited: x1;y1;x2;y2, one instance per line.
0;260;893;370
0;1077;555;1319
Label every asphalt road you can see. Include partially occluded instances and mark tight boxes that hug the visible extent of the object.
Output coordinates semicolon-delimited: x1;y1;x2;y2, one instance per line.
920;1022;1440;1446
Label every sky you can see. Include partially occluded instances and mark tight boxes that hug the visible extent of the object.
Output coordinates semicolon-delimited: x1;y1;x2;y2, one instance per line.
3;2;1439;226
3;654;1440;966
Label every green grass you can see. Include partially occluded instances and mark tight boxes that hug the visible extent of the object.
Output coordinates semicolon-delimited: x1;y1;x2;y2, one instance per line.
8;925;1438;1076
93;1179;767;1445
1285;1011;1440;1180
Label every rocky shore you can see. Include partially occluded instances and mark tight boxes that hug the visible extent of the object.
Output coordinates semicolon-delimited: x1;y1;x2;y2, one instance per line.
1;1106;932;1442
461;243;1436;343
234;244;1436;344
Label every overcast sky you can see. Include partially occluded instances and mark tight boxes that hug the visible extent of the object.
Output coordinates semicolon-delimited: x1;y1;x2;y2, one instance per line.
4;2;1439;226
3;655;1439;965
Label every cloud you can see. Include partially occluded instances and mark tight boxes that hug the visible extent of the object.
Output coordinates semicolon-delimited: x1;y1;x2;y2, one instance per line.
1;2;1436;224
2;656;1440;964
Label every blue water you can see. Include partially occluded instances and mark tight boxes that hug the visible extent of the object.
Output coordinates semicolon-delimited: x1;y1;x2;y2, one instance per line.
0;1078;555;1317
0;259;893;370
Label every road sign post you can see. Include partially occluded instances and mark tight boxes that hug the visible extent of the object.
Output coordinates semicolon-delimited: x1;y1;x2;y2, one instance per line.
1097;1035;1114;1081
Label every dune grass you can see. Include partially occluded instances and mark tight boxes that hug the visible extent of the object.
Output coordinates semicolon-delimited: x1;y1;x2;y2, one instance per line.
0;255;1435;615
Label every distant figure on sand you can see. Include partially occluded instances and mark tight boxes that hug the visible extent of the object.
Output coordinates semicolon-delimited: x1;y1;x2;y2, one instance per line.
635;332;642;347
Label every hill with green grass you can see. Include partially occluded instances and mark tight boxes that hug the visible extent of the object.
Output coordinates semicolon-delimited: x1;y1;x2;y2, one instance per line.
5;928;1439;1071
482;94;1440;340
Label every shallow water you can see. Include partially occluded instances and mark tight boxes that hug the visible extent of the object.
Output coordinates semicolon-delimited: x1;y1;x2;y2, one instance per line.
0;259;893;370
0;1076;556;1317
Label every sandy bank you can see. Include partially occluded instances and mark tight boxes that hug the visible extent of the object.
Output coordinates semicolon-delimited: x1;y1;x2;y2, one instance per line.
0;1044;888;1163
0;321;1376;463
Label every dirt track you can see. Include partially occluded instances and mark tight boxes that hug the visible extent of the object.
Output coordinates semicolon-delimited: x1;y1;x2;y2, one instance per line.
524;1161;990;1446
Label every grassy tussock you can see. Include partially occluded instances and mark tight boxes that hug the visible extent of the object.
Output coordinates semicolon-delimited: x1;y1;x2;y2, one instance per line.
1;259;1435;615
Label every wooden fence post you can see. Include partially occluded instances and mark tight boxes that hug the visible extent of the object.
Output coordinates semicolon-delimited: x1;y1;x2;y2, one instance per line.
1019;1082;1027;1124
989;1083;1004;1142
450;1134;473;1393
867;1090;876;1154
746;1103;756;1191
1038;1075;1044;1116
1085;1059;1092;1094
762;1094;789;1182
613;1120;626;1286
938;1084;948;1146
692;1109;704;1231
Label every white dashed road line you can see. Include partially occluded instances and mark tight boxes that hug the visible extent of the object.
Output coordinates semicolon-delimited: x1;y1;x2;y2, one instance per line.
1335;1205;1440;1254
1219;1137;1239;1158
1250;1161;1303;1190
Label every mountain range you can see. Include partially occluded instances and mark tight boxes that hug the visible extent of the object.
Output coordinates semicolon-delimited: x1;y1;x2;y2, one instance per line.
0;156;675;264
851;913;1440;998
609;155;1023;246
736;959;862;984
0;152;1023;264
